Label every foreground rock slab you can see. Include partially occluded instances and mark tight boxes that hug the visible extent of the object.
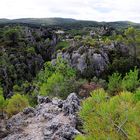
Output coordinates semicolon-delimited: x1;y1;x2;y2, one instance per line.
0;93;80;140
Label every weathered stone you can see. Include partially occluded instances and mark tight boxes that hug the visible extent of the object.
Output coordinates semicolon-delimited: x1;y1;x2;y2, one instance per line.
52;97;63;108
37;96;51;104
62;93;80;115
1;93;80;140
52;124;80;139
23;107;35;115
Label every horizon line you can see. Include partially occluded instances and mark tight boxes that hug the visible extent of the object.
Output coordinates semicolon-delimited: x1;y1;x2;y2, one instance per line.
0;17;140;24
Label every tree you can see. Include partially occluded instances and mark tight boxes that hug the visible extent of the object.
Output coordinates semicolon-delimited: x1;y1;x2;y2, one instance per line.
38;57;79;99
108;72;122;95
125;27;140;64
4;28;20;45
76;89;140;140
121;68;139;92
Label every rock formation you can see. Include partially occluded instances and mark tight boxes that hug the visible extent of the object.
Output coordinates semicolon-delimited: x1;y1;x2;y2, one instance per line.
54;42;129;78
0;93;80;140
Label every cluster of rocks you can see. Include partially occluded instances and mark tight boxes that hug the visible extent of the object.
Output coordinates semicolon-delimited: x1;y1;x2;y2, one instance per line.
0;93;81;140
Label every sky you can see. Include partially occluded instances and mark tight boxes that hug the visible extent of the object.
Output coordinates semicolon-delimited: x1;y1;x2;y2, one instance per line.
0;0;140;22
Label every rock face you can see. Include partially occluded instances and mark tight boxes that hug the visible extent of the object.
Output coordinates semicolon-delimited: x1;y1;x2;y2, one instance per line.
0;93;80;140
55;42;129;78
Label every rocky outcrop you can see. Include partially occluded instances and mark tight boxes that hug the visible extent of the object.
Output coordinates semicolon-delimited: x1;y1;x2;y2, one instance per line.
0;93;80;140
54;42;129;78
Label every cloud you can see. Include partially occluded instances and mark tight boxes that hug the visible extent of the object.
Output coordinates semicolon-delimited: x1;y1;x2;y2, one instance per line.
0;0;139;22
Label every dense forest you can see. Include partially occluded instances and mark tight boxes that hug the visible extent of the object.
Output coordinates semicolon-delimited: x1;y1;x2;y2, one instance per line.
0;18;140;139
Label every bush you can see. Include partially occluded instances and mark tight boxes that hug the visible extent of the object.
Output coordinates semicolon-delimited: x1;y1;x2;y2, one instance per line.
40;74;84;99
37;61;55;83
38;57;77;99
0;95;7;117
108;68;139;95
121;68;139;92
76;89;140;140
26;47;35;54
134;89;140;101
108;72;122;95
0;87;7;117
91;76;107;89
56;41;69;50
6;94;29;117
40;73;64;97
0;86;3;95
55;57;76;78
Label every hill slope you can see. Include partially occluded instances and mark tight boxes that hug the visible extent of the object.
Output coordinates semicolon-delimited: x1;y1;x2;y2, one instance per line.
0;18;139;28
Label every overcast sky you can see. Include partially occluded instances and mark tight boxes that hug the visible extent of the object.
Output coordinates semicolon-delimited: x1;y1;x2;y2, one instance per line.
0;0;140;22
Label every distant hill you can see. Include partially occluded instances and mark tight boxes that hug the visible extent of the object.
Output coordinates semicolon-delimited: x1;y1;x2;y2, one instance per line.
0;18;77;25
0;18;139;29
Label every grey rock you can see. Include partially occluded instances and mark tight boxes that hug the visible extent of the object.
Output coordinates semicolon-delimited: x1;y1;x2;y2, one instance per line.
62;93;80;115
52;97;63;108
52;124;80;140
23;107;35;115
37;96;51;104
2;93;80;140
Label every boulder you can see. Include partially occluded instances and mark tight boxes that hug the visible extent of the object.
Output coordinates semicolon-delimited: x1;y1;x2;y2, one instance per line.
62;93;80;115
37;96;51;104
23;107;35;115
52;124;80;140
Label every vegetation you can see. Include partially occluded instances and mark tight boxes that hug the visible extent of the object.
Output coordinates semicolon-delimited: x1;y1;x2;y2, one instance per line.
125;27;140;63
76;89;140;140
38;57;84;99
56;41;69;50
108;68;139;95
6;94;29;117
0;22;140;140
108;72;122;94
0;95;7;117
0;25;56;98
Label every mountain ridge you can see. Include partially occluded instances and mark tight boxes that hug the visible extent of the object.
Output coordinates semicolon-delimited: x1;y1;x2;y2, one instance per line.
0;18;139;28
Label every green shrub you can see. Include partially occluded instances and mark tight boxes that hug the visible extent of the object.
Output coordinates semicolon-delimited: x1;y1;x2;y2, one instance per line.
40;73;64;97
26;47;35;54
76;89;140;140
104;38;112;45
91;76;107;89
0;87;6;116
56;41;69;50
4;28;20;45
25;90;38;107
55;57;76;78
121;68;139;92
37;61;55;83
74;35;82;41
59;78;87;99
108;72;122;95
134;89;140;101
13;84;22;92
0;86;3;95
82;36;97;46
40;75;86;99
6;94;29;117
0;95;7;117
109;57;134;75
38;57;77;99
